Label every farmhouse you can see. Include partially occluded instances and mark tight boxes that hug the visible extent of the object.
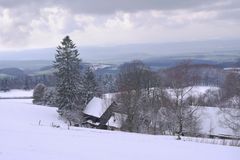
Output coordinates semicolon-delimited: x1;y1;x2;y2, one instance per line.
83;95;127;130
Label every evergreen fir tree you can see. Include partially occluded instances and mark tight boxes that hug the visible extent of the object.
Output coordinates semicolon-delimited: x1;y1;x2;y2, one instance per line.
53;36;82;111
82;66;100;105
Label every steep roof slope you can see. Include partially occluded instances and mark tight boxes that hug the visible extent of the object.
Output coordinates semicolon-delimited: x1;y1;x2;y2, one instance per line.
83;97;112;118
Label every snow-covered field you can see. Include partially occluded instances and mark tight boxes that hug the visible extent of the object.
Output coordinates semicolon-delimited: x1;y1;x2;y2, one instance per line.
0;99;239;160
0;89;33;98
166;86;219;99
198;106;234;136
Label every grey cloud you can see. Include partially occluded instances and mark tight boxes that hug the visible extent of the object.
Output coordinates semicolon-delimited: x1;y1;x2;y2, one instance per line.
0;26;30;47
0;0;239;49
216;8;240;21
0;0;239;14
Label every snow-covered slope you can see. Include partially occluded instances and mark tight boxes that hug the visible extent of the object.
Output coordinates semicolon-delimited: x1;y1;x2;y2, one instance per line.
0;99;239;160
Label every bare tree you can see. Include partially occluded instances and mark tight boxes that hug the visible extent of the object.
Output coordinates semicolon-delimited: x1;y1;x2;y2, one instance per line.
220;97;240;136
220;72;240;136
117;60;153;92
222;72;240;99
117;60;158;133
147;87;173;134
165;61;201;139
117;60;177;135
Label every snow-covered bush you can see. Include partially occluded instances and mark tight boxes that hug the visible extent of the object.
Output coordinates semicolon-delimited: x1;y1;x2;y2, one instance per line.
33;83;46;105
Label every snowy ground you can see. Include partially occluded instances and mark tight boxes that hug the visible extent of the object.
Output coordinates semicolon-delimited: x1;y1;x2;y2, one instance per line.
0;99;239;160
198;106;235;136
0;89;33;98
166;86;219;99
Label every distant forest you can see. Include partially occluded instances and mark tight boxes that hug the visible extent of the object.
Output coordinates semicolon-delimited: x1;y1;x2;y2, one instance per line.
1;58;240;92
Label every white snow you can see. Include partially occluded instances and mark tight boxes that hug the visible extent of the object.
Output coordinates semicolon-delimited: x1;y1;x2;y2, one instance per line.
188;86;219;96
198;106;235;136
0;99;239;160
91;63;112;70
83;97;112;118
167;86;219;99
224;67;240;71
106;112;127;128
0;89;33;98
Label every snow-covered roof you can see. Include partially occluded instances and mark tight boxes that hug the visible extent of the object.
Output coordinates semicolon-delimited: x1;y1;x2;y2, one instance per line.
83;97;113;118
106;112;127;128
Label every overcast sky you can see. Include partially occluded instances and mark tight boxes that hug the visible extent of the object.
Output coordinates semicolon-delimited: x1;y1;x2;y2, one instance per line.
0;0;240;51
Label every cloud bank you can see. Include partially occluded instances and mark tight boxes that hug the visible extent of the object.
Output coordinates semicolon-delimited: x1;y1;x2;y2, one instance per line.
0;0;239;50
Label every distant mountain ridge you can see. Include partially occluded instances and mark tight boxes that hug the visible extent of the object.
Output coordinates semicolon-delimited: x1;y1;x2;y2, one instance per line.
0;68;26;77
0;39;240;64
